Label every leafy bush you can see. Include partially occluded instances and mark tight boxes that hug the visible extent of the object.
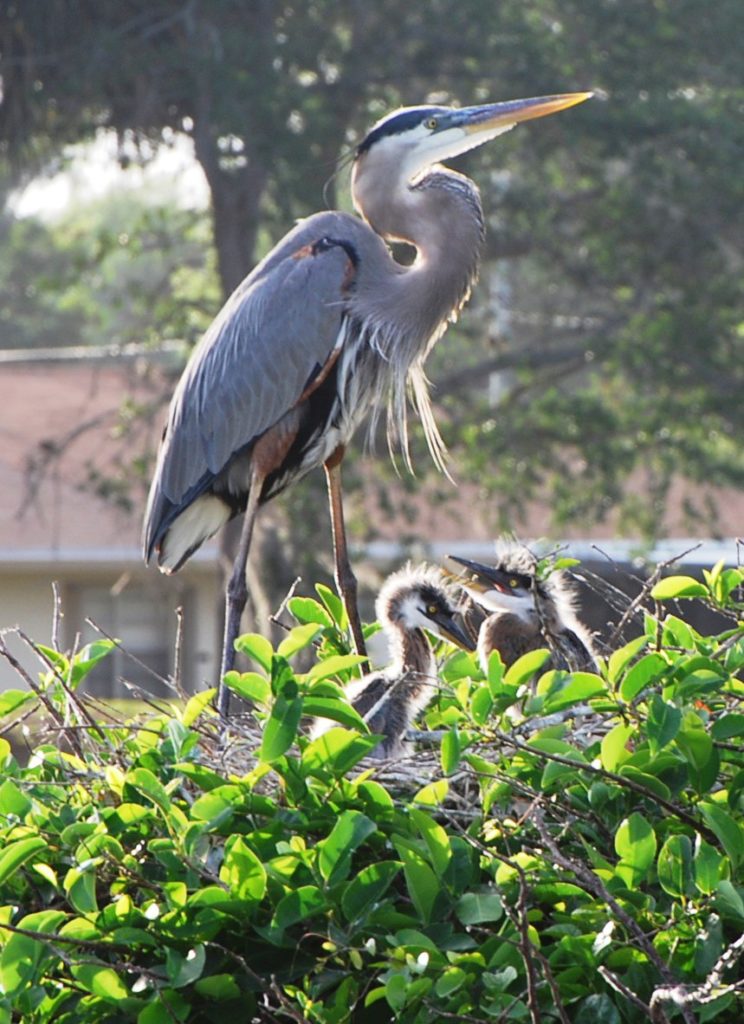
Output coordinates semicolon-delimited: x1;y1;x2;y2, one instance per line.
0;567;742;1022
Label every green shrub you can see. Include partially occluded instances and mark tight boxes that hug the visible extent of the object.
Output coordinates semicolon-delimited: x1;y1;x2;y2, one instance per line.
0;568;742;1022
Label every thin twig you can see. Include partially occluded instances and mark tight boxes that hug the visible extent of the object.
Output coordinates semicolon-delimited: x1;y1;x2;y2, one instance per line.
173;605;186;700
649;932;744;1019
269;575;303;631
0;633;67;737
51;581;63;652
598;966;654;1016
85;617;176;692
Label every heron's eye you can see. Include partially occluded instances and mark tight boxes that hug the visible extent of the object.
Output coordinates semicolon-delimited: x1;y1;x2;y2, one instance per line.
427;603;439;616
509;579;518;588
424;116;438;130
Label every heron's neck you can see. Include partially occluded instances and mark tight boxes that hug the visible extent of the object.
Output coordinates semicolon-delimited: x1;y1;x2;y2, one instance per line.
391;627;435;679
354;166;485;331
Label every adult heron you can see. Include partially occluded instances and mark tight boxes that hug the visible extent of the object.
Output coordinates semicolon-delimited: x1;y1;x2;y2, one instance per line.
143;92;591;713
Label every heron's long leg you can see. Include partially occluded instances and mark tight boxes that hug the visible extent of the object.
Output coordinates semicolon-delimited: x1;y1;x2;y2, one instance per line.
324;452;367;660
217;470;264;718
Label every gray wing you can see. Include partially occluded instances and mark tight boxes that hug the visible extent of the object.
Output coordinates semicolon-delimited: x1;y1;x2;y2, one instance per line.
144;215;361;556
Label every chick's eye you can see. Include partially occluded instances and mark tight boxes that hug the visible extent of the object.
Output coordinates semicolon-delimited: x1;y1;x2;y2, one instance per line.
425;116;438;130
509;579;518;588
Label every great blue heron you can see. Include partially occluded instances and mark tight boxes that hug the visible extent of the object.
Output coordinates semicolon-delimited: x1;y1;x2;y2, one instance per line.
143;92;591;712
310;564;472;758
449;547;598;675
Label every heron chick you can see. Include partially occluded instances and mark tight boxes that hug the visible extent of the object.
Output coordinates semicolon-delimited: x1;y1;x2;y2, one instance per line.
449;547;598;676
311;564;472;759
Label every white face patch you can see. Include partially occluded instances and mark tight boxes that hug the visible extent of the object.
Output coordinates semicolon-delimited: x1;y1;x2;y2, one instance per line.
396;592;432;631
364;120;516;188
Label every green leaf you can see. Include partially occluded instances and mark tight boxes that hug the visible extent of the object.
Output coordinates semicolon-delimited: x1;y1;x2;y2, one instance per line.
288;596;334;628
676;714;717;791
138;990;189;1023
542;672;606;712
302;727;380;775
260;682;303;763
694;837;723;895
224;671;270;706
412;780;449;807
662;615;696;649
189;784;243;825
306;653;367;683
614;813;657;887
181;688;217;726
317;810;376;885
700;803;743;868
277;623;323;659
487;650;505;691
456;890;503;924
600;723;635;771
657;834;694;897
301;695;369;733
194;974;241;1001
575;993;621;1024
619;652;668;702
617;765;671;801
70;639;117;688
315;583;348;629
651;576;708;600
410;808;452;877
71;964;129;1002
711;713;744;740
435;966;466;997
125;767;171;812
64;866;98;914
0;836;46;885
714;880;744;922
0;931;46;997
385;973;408;1012
272;885;327;932
470;684;494;724
233;632;273;672
504;648;551;687
0;689;35;717
392;836;440;923
607;636;647;682
0;779;32;820
219;835;267;901
341;861;401;921
676;713;714;770
165;945;206;988
647;694;681;755
441;724;462;774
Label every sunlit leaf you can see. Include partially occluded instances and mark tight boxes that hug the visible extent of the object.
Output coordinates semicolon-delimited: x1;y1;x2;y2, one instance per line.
317;810;376;885
651;576;707;600
234;632;273;672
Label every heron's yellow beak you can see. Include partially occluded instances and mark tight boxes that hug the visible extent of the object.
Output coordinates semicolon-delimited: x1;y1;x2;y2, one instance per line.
453;92;593;134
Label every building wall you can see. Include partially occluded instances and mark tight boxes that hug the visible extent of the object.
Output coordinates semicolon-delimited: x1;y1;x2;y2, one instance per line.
0;562;222;696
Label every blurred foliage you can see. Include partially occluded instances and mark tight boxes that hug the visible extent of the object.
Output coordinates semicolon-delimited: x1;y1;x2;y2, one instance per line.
1;0;743;549
0;562;743;1020
0;196;218;350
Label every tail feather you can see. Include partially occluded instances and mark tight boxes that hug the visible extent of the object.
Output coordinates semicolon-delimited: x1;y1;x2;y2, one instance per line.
155;494;231;573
